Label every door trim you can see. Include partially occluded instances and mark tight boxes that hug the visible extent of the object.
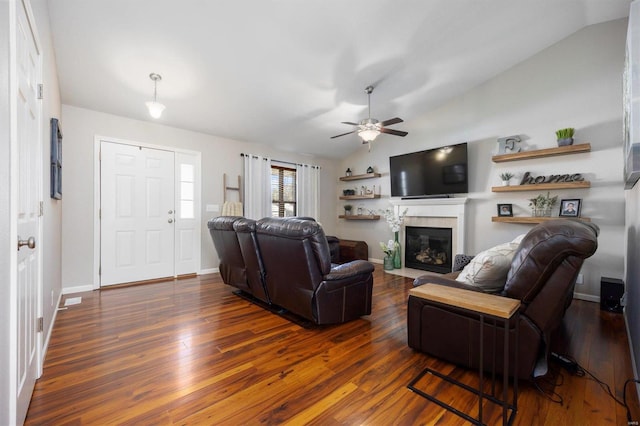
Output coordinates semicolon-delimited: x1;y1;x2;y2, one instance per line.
92;135;202;289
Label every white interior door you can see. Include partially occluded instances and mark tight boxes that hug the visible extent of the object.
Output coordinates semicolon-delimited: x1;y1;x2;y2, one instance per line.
100;142;175;286
14;0;42;423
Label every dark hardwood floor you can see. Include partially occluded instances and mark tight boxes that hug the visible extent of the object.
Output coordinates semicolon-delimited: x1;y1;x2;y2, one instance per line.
26;266;639;425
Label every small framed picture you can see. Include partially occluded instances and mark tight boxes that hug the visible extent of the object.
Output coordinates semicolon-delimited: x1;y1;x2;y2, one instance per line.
559;199;581;217
497;203;513;217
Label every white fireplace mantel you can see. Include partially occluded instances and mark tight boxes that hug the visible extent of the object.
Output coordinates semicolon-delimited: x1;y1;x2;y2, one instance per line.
387;197;468;278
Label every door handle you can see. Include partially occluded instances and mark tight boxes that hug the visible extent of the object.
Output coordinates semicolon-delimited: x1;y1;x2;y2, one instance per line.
18;236;36;250
168;218;173;224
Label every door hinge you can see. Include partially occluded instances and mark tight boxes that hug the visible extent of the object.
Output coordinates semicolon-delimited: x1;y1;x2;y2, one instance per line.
37;317;43;333
39;201;43;217
37;84;43;100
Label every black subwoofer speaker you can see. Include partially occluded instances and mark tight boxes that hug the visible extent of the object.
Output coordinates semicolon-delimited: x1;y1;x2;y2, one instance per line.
600;277;624;313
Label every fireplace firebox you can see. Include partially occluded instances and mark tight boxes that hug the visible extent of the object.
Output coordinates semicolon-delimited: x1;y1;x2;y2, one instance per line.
405;226;453;273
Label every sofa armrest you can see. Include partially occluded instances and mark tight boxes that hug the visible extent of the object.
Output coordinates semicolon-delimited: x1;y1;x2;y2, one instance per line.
325;260;374;281
413;274;485;293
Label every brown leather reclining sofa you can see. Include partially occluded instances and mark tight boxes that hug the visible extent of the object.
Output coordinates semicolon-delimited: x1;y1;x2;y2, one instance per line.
208;216;374;324
407;219;599;379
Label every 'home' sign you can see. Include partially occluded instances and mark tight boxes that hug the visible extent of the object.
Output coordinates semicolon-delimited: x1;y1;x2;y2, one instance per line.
520;171;584;185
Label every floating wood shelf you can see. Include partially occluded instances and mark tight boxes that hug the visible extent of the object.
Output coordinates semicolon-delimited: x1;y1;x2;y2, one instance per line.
492;143;591;163
339;172;381;181
491;216;591;224
338;215;380;220
491;181;590;192
339;194;381;200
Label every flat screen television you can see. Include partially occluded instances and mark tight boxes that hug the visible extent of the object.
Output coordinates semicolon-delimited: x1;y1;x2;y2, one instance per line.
389;142;468;198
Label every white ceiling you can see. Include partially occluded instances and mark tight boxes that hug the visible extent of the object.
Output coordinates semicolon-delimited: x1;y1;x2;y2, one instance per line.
46;0;630;159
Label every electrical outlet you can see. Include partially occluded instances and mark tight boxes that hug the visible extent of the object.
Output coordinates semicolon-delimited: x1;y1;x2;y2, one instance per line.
576;274;584;285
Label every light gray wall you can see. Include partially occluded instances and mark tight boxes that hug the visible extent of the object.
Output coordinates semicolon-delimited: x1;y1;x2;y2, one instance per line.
0;1;11;423
60;105;337;290
31;0;62;358
337;18;627;300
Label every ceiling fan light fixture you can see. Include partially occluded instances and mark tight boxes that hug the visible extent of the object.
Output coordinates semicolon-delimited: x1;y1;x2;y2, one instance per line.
146;73;165;119
359;128;380;142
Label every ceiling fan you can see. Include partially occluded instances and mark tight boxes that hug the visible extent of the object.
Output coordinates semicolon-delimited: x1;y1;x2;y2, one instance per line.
330;85;408;148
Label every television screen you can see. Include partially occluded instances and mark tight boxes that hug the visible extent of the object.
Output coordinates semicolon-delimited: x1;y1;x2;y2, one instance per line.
389;142;468;197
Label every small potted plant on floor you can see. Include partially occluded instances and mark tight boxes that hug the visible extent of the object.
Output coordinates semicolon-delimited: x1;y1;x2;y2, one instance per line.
555;128;575;146
499;172;514;186
529;192;558;217
344;204;353;216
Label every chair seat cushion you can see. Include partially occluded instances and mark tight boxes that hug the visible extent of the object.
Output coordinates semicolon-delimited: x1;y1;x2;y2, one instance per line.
455;235;525;292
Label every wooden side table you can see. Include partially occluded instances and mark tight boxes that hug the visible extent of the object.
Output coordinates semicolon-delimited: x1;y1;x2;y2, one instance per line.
407;284;521;425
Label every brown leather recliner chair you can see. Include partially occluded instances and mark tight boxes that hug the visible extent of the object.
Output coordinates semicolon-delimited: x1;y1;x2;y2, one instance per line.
207;216;251;293
408;219;599;379
233;217;271;304
255;217;375;324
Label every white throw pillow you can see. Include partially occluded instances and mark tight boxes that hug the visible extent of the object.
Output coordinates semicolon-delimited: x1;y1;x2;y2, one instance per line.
455;235;524;292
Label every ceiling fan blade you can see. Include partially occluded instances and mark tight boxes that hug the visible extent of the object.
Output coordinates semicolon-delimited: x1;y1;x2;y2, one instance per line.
380;117;403;127
341;121;359;126
330;130;357;139
380;128;408;137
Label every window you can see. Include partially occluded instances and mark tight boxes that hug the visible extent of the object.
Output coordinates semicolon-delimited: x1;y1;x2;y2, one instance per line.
179;164;194;219
271;165;296;217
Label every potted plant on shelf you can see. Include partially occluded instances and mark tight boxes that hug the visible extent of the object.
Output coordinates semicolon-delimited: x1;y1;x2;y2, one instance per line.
529;192;558;217
499;172;514;186
555;128;575;146
344;204;353;216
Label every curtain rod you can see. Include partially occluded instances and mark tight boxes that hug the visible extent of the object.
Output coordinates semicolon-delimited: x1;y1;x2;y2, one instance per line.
240;153;320;169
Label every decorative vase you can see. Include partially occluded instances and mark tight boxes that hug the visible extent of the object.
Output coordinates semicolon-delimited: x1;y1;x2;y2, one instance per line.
393;231;402;269
557;138;574;147
532;208;552;217
383;255;394;270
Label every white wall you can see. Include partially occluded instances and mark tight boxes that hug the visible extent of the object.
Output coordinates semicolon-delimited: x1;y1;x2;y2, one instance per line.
60;105;337;291
337;18;627;299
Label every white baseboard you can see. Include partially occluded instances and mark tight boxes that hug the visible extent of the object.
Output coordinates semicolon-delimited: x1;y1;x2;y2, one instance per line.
62;284;94;295
41;291;63;367
199;268;218;275
369;258;382;264
573;292;599;303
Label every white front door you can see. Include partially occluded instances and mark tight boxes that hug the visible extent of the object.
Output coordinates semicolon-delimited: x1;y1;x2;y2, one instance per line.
100;142;175;286
13;0;42;423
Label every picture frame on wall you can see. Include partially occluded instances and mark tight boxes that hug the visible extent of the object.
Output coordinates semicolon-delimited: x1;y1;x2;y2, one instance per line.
50;118;62;200
497;203;513;217
559;199;581;217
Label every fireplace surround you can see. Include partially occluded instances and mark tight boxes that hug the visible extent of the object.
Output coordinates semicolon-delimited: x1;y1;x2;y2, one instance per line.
388;197;467;278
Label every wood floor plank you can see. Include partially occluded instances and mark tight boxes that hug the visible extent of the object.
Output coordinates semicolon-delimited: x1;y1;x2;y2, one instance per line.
25;267;640;425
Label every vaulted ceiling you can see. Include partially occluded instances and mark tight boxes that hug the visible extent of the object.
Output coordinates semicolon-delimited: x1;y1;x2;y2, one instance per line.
47;0;630;158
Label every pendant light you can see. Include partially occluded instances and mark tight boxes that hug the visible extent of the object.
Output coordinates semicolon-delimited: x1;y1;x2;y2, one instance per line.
145;73;165;119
